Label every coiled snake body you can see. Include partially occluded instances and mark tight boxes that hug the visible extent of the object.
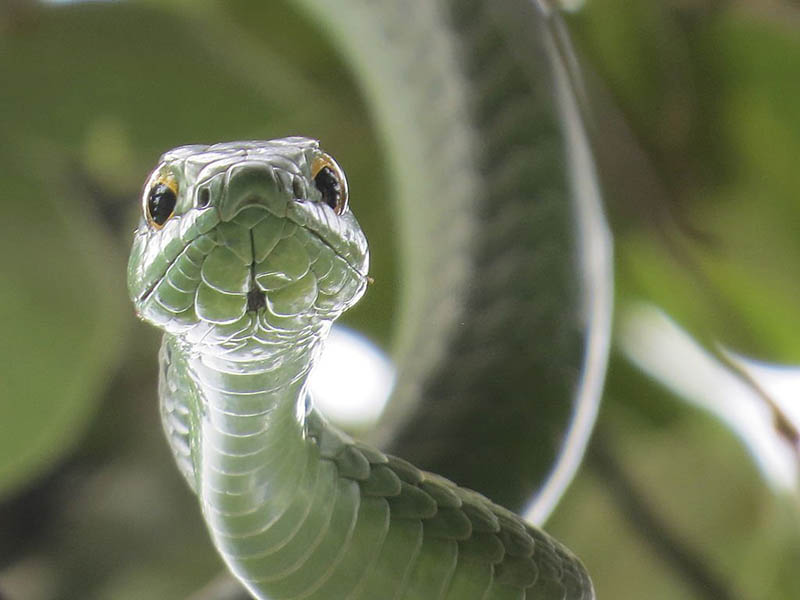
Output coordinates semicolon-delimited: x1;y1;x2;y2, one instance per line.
128;1;611;599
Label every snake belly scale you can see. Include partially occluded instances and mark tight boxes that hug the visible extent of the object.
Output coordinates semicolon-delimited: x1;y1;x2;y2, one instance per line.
128;139;594;599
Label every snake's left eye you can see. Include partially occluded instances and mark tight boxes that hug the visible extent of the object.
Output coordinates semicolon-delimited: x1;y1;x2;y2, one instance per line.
145;177;178;229
311;153;348;215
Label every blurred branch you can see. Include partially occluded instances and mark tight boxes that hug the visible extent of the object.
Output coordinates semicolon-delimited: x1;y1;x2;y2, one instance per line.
715;348;800;458
589;431;743;600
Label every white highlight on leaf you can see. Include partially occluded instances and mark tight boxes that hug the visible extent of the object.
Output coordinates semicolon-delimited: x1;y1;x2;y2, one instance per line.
620;303;799;493
310;325;395;428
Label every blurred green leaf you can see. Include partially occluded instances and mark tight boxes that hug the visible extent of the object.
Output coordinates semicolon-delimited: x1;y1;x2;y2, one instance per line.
573;3;800;361
0;147;125;498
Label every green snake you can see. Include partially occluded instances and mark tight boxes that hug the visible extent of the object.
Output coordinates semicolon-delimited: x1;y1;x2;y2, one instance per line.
288;0;611;521
127;1;612;599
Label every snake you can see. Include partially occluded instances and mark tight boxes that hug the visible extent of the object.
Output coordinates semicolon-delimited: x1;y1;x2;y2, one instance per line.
127;1;612;599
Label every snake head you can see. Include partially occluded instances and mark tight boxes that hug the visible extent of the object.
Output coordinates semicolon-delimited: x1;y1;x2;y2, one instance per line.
127;138;370;343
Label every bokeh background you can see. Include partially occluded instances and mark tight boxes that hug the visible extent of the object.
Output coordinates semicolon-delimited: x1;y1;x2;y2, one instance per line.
2;0;800;598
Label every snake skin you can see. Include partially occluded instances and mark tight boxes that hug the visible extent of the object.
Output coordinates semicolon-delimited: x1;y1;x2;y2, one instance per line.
129;140;595;599
291;0;608;516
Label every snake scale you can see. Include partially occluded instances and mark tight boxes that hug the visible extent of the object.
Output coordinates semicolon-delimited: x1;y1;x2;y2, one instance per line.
128;0;611;598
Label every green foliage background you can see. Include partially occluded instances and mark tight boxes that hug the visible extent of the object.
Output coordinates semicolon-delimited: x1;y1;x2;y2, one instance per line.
1;1;798;598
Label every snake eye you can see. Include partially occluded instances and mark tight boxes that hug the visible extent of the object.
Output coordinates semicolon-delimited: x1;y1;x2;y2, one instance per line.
145;176;178;229
311;153;348;215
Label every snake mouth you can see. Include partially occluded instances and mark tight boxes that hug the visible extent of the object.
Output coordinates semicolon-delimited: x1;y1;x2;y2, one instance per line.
139;279;158;304
137;200;367;313
245;230;267;313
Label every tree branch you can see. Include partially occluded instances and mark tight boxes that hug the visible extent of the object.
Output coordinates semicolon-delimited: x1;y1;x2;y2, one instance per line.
589;431;743;600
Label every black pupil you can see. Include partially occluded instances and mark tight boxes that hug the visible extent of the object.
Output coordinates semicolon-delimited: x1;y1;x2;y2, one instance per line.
148;183;177;226
314;167;341;211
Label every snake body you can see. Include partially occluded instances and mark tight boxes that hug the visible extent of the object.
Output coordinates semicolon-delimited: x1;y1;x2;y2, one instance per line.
290;0;610;517
128;1;611;598
129;139;593;599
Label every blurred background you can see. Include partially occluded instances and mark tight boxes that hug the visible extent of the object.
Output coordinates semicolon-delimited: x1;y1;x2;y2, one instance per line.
1;0;799;598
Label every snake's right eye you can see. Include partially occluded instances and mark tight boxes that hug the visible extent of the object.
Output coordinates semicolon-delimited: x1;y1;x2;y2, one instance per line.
311;153;348;215
146;180;178;228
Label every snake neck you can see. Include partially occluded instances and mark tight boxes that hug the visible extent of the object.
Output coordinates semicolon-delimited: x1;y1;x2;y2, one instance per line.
166;333;320;570
162;322;327;490
192;326;323;417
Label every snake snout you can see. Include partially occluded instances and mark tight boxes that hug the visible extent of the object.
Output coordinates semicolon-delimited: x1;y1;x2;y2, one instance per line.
219;161;289;222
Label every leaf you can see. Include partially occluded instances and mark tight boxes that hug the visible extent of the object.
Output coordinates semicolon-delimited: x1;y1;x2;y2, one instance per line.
0;149;126;498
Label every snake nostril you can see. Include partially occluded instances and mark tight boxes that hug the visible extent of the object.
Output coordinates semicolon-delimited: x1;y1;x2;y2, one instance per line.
197;187;211;208
292;176;305;200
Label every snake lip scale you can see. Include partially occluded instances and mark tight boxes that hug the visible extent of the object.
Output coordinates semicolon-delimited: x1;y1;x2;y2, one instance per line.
137;207;367;310
243;213;367;314
287;205;370;282
137;236;203;305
